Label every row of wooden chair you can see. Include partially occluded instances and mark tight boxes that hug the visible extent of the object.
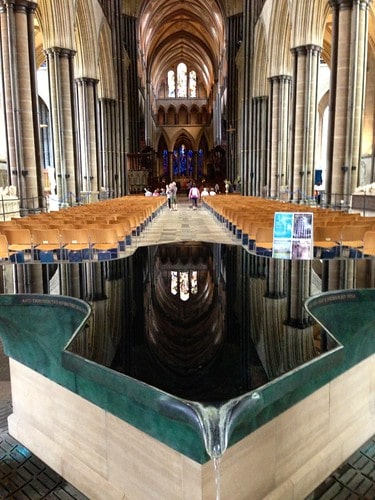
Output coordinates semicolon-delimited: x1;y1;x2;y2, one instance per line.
203;195;373;231
0;195;166;263
0;226;127;263
202;196;375;259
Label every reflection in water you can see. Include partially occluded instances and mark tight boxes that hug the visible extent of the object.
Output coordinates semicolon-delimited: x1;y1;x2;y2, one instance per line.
69;242;326;404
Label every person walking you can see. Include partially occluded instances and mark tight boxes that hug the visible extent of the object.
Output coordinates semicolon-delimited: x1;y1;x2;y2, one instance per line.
170;181;178;210
166;183;173;210
188;183;200;209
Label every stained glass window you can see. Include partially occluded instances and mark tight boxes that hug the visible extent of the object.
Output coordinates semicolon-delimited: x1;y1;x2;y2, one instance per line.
177;63;187;97
162;149;168;175
166;65;197;99
168;70;175;97
188;70;197;97
170;271;198;301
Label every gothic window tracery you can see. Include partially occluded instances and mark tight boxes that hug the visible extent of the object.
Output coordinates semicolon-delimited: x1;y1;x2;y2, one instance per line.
171;271;198;301
167;63;197;99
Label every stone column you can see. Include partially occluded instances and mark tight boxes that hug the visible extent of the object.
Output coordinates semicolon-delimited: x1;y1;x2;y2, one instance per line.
76;77;99;195
45;47;77;207
290;45;321;203
98;98;116;196
168;151;173;180
0;0;43;209
326;0;372;204
268;75;292;199
251;96;268;196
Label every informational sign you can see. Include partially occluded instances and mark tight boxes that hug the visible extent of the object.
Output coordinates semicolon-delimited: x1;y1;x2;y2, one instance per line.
272;212;313;260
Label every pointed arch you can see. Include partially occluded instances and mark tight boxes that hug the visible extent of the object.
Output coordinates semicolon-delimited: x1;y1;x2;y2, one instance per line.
36;0;76;50
75;0;101;78
253;20;268;96
98;21;117;99
268;0;292;77
291;0;331;48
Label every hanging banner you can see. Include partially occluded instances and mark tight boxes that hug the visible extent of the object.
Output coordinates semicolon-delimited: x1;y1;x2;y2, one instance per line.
272;212;313;260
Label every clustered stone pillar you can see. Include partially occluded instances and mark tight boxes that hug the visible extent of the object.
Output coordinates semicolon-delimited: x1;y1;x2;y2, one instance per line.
268;75;292;200
76;77;99;197
98;98;116;195
326;0;372;204
45;47;77;207
251;95;268;196
0;0;43;209
290;45;321;203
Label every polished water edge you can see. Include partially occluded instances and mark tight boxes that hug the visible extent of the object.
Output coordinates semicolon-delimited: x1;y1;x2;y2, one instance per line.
1;291;373;463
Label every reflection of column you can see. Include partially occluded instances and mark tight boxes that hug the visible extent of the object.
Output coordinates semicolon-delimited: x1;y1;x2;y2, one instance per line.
266;259;286;299
286;260;312;328
45;47;77;206
326;0;371;204
290;45;320;203
76;77;99;194
269;76;292;199
0;0;43;207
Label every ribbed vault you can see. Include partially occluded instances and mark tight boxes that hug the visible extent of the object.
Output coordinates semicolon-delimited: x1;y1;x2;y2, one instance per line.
138;0;225;97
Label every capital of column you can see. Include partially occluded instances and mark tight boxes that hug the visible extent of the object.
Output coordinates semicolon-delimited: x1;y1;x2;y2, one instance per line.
268;75;292;84
329;0;372;9
0;0;37;14
290;45;322;57
75;77;99;87
44;47;76;59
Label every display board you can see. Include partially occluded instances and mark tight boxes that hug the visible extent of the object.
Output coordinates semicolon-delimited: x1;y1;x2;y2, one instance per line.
272;212;313;259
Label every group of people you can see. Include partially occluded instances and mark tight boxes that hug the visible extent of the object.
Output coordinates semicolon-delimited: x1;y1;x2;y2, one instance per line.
144;181;220;211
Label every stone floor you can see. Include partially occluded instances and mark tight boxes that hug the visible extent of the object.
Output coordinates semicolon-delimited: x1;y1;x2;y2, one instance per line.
0;195;374;499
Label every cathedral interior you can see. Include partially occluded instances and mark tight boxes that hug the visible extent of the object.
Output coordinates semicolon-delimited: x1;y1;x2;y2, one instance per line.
0;1;375;499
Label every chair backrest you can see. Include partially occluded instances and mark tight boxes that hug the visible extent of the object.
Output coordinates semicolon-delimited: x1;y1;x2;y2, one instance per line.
31;228;61;246
1;228;32;246
60;228;90;245
0;234;9;258
89;227;119;245
363;231;375;256
255;227;274;246
341;225;370;241
314;225;342;243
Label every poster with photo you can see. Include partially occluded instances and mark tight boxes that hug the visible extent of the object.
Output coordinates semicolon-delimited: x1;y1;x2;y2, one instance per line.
272;212;313;260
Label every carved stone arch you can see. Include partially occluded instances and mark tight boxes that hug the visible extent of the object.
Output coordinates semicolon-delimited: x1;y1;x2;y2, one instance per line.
157;106;166;126
190;105;200;125
167;105;177;125
201;105;210;125
75;0;100;78
291;0;330;48
171;128;195;151
178;105;188;125
268;0;292;77
253;21;268;96
98;21;116;99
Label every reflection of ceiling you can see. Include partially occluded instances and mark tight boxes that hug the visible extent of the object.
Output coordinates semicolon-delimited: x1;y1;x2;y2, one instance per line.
146;243;225;381
138;0;225;97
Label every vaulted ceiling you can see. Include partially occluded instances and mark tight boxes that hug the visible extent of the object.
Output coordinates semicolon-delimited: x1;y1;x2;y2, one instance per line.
137;0;226;97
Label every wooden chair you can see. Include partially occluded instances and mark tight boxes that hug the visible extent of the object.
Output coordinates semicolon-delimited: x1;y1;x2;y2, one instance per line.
1;228;32;252
340;225;370;257
0;234;14;260
32;228;62;262
89;227;120;260
363;231;375;257
255;227;274;256
313;226;342;258
1;228;33;262
60;228;91;262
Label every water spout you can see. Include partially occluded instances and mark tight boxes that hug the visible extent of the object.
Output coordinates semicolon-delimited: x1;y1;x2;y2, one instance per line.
158;390;263;460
